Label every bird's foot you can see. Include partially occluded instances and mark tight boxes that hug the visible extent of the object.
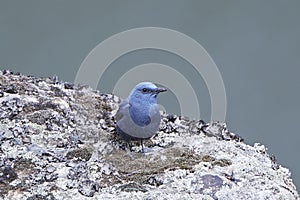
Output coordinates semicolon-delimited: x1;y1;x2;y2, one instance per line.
139;147;154;154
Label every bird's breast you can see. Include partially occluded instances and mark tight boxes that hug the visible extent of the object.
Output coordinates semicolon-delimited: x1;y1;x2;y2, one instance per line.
129;105;151;126
117;103;161;139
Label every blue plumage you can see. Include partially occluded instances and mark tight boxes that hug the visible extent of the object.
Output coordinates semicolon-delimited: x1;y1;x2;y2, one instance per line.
115;82;167;144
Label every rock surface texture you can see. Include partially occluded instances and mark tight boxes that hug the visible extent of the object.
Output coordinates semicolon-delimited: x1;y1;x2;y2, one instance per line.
0;70;299;200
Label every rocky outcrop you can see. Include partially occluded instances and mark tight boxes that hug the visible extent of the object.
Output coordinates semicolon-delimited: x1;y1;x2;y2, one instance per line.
0;70;299;199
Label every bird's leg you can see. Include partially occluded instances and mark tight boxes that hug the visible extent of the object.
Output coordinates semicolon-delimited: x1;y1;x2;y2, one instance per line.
141;139;144;153
124;142;135;160
128;141;133;152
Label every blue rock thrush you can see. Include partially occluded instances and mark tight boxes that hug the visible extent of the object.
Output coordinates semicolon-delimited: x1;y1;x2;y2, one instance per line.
115;82;167;151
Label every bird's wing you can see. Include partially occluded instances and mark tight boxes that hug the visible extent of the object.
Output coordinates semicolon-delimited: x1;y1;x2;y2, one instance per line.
148;104;161;125
115;99;131;122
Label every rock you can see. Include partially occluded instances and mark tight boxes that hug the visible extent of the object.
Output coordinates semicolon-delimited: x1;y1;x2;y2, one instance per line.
0;166;18;184
0;70;299;199
78;179;100;197
64;82;75;90
191;174;223;197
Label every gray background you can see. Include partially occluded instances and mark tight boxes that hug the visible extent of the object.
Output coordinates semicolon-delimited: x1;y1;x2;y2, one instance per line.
0;0;299;189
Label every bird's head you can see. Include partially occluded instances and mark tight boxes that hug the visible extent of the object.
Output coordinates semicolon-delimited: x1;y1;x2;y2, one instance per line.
129;82;167;104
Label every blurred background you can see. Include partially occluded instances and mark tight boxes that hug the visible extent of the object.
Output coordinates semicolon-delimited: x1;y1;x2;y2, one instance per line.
0;0;299;189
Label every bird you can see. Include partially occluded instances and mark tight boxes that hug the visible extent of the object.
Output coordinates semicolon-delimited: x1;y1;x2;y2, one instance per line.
115;82;167;152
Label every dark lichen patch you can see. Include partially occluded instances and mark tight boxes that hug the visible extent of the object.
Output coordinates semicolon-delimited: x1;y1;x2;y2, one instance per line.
26;193;56;200
201;155;232;167
95;95;118;112
201;155;215;162
147;176;163;187
118;182;148;193
0;184;12;198
14;158;36;179
213;159;232;167
3;84;18;94
0;160;33;197
0;165;18;197
0;166;18;184
99;174;123;188
66;147;93;161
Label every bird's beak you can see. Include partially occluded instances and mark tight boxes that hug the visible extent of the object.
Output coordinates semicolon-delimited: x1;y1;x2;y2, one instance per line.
155;87;167;93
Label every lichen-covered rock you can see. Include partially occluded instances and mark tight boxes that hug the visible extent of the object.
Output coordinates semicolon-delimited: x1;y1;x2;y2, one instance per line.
0;70;299;200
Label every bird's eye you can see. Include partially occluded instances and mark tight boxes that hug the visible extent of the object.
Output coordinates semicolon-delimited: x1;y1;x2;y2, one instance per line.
142;88;148;93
